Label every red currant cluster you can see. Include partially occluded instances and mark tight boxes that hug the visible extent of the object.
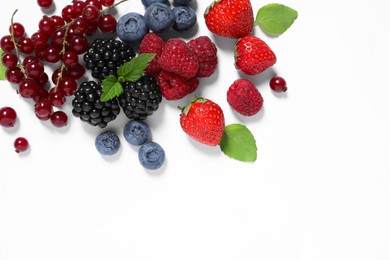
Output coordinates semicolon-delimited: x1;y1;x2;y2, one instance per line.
0;0;126;128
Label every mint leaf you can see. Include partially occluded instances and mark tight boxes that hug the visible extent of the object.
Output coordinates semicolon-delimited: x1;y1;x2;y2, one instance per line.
101;75;122;102
255;3;298;36
220;124;257;162
117;53;156;82
0;49;6;81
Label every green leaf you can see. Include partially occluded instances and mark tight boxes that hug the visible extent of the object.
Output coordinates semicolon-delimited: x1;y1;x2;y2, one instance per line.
255;3;298;36
0;49;6;81
117;53;156;82
100;75;123;102
219;124;257;162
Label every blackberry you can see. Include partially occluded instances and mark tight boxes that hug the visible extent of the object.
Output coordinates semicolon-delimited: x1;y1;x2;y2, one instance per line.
72;81;120;128
118;74;162;120
83;38;135;81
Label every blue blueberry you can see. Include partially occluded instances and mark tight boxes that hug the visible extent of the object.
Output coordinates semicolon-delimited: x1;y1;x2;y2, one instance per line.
116;12;149;43
172;6;197;32
141;0;169;7
95;131;121;156
144;3;175;33
123;120;151;146
173;0;193;6
139;142;165;170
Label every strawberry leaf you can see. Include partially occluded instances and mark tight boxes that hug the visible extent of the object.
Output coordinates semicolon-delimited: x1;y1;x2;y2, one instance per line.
117;53;156;82
219;124;257;162
0;49;6;81
100;75;122;102
255;3;298;36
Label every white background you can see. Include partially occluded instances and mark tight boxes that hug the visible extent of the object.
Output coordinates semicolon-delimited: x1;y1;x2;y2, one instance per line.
1;0;390;259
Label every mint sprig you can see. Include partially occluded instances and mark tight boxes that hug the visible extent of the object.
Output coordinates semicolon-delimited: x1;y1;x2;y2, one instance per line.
255;3;298;36
100;53;156;102
219;124;257;162
0;49;6;81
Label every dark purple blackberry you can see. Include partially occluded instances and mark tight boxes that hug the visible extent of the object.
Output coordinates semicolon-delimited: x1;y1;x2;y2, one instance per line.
118;74;162;120
83;38;135;81
72;81;120;128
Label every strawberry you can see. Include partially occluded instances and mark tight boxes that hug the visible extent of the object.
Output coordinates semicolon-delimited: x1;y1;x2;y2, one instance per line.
204;0;254;39
180;96;225;146
234;35;277;75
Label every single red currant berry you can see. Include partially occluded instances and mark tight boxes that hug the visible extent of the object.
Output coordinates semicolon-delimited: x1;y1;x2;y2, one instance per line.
44;45;62;63
19;78;39;99
37;0;53;9
62;51;79;67
25;60;45;79
69;35;89;54
71;17;89;35
34;99;53;120
0;107;17;127
1;35;15;52
82;5;100;23
17;37;35;54
6;67;24;84
86;0;102;10
86;21;98;35
98;14;117;33
14;137;29;153
31;31;49;49
50;111;68;127
66;63;85;79
58;77;78;96
36;72;49;87
39;16;56;36
99;0;115;7
1;52;18;69
9;22;25;38
269;77;287;93
49;88;66;107
72;1;87;17
51;15;65;28
34;87;50;102
61;4;75;23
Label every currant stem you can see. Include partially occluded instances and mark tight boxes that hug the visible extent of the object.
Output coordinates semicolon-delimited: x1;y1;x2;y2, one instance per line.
10;9;28;78
100;0;129;13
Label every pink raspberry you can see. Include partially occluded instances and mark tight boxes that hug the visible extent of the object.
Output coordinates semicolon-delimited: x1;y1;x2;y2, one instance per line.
187;36;218;77
157;70;199;100
227;78;263;116
139;32;166;76
158;38;199;79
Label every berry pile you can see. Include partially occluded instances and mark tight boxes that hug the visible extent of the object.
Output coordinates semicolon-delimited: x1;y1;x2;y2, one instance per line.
0;0;129;128
116;0;197;43
139;33;217;100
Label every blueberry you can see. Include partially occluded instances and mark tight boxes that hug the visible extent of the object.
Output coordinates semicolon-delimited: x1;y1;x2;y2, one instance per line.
141;0;169;7
123;120;151;146
139;142;165;170
144;3;175;33
116;12;149;43
95;131;121;156
173;0;193;6
172;6;197;32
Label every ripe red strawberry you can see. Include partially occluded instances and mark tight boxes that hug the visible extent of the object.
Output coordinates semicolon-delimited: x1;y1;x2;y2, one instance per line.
180;96;225;146
204;0;254;39
157;70;199;100
227;78;263;116
187;36;218;77
139;32;166;76
158;38;199;78
235;35;277;75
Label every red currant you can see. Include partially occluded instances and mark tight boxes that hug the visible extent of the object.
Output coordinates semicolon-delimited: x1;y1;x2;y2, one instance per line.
51;15;65;28
25;60;45;79
69;35;89;54
62;50;79;67
14;137;29;153
6;67;24;84
0;107;17;127
19;78;39;99
58;77;77;96
61;5;75;23
98;14;117;33
9;22;25;38
1;52;18;69
50;111;68;127
17;37;35;54
31;31;49;48
22;56;40;67
269;77;287;93
34;87;50;102
72;1;87;17
82;5;100;24
34;99;53;120
37;0;53;9
86;0;103;10
44;45;62;63
70;17;89;35
49;88;66;107
99;0;115;7
86;21;98;35
66;63;85;79
1;35;15;52
39;16;56;36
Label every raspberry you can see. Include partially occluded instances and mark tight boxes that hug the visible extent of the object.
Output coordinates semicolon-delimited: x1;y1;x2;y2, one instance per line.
139;33;166;76
72;81;120;128
227;79;263;116
158;38;199;79
118;74;163;120
187;36;217;77
157;70;199;100
83;38;135;81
